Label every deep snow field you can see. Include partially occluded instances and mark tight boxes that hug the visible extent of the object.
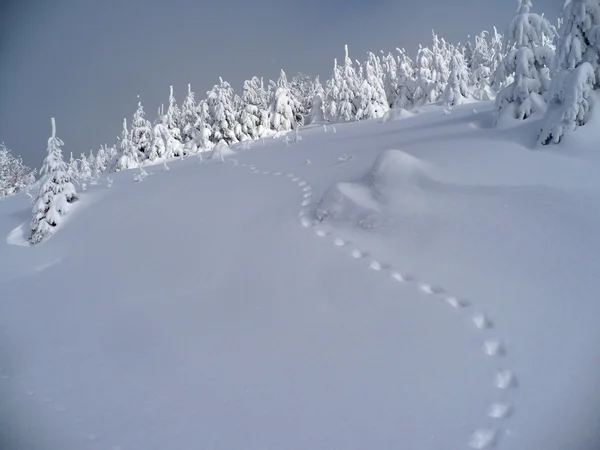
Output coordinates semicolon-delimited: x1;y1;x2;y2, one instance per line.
2;100;600;450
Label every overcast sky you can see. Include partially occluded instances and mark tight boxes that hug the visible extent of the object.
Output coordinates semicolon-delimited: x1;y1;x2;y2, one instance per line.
0;0;562;167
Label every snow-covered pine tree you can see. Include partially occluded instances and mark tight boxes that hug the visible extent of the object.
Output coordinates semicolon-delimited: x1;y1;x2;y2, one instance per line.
490;27;508;91
180;84;200;153
335;45;360;122
538;0;600;144
193;100;214;151
131;98;153;160
115;118;140;171
324;59;341;122
413;45;435;106
291;73;313;119
356;52;389;120
0;143;35;199
308;76;326;124
206;78;239;145
165;86;184;157
444;48;470;107
495;0;557;123
66;152;79;181
29;118;78;245
78;153;92;181
150;109;169;161
239;77;264;139
381;52;398;107
269;70;303;132
394;48;415;109
429;32;451;102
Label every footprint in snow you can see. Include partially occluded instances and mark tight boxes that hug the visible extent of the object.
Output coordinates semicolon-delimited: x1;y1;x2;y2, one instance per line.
315;229;329;237
483;340;505;357
445;296;470;309
488;403;513;419
333;238;347;247
300;217;313;228
469;429;498;449
298;180;307;187
274;172;282;176
292;177;300;182
419;283;444;295
302;186;311;192
390;271;406;282
369;260;385;271
351;249;366;259
303;192;312;199
301;199;311;206
286;174;295;178
495;370;517;389
473;313;493;330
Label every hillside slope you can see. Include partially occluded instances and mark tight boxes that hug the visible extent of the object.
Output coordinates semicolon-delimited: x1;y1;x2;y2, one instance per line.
2;101;600;450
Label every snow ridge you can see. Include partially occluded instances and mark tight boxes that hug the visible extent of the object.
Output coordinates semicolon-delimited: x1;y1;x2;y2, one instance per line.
229;156;519;450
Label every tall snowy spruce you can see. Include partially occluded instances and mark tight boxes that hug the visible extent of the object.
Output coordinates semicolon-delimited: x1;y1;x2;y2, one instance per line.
131;98;154;160
494;0;557;124
444;49;470;107
539;0;600;144
207;78;239;145
29;118;78;245
180;84;200;153
394;48;416;110
239;77;268;139
114;118;140;171
356;52;389;120
269;70;303;132
308;77;326;124
165;86;184;157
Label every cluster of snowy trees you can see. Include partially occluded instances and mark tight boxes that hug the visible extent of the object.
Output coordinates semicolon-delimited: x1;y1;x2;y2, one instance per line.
13;0;600;243
0;143;35;199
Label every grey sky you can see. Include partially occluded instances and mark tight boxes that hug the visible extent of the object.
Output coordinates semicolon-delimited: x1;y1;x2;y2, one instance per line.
0;0;562;168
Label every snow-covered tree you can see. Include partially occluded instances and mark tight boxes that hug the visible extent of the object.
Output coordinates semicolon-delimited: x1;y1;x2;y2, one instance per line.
131;99;153;159
291;73;313;118
444;49;470;107
207;78;239;145
394;48;415;109
269;70;303;132
165;86;184;157
150;109;169;161
180;84;199;152
66;152;79;180
239;77;266;139
538;0;600;144
335;45;360;122
78;152;92;181
381;51;398;107
0;143;34;199
356;52;389;119
308;77;326;124
413;45;435;106
324;59;341;122
429;33;452;101
29;118;78;245
495;0;557;123
194;100;214;150
115;118;140;171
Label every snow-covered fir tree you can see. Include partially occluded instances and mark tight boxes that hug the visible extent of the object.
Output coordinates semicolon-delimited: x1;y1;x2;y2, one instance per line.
335;45;360;122
429;33;451;102
291;73;313;119
194;100;214;150
444;49;470;107
131;99;153;160
381;51;398;107
307;77;326;124
239;77;266;139
413;45;435;106
0;143;34;199
538;0;600;144
207;78;239;145
78;152;92;181
29;118;78;245
180;84;200;153
115;118;140;171
394;48;415;109
324;59;341;122
495;0;557;123
150;109;169;161
165;86;184;156
356;52;389;119
269;70;303;132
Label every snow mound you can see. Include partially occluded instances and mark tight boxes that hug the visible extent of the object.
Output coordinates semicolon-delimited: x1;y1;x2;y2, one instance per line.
316;149;431;227
368;149;430;198
6;221;30;246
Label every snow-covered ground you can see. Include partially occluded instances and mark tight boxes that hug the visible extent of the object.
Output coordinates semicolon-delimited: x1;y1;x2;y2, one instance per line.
2;101;600;450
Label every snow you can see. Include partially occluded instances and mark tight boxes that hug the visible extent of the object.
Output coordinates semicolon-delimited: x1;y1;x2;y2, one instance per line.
2;101;600;450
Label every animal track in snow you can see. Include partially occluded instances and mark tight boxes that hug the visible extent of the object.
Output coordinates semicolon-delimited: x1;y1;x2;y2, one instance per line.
488;403;513;419
229;159;518;450
495;370;517;389
351;249;366;259
484;340;505;357
473;313;493;330
445;296;470;309
469;429;498;449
